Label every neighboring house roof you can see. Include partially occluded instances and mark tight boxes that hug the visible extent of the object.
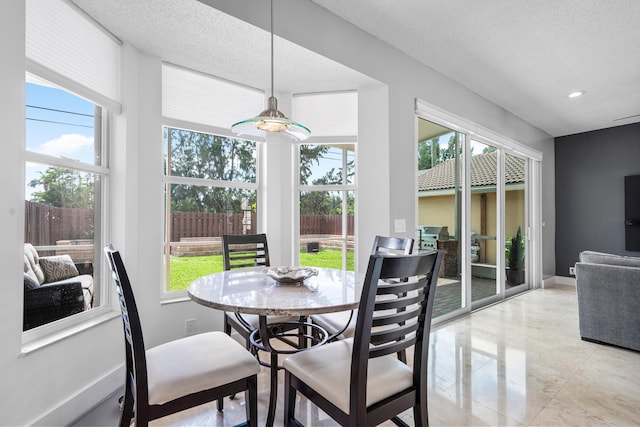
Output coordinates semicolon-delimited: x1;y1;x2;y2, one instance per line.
418;151;525;192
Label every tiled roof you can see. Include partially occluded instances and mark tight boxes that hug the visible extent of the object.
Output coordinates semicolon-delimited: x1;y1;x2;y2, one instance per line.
418;151;525;192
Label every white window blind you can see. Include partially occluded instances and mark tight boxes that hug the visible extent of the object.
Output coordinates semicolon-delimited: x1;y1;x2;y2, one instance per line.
162;64;265;133
293;91;358;137
26;0;121;112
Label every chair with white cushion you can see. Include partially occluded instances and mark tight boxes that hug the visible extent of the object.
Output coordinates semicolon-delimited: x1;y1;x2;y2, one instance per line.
104;245;260;427
284;250;443;427
311;235;414;341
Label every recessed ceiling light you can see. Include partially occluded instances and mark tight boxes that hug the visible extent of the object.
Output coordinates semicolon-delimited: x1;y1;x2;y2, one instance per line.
568;91;585;98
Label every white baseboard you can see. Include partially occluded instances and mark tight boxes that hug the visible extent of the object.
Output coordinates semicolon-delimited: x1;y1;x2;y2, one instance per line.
30;364;123;426
543;275;576;288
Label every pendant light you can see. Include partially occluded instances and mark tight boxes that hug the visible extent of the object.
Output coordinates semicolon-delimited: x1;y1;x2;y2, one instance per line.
231;0;310;140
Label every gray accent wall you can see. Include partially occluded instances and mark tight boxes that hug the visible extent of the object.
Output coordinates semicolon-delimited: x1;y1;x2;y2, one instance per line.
555;123;640;276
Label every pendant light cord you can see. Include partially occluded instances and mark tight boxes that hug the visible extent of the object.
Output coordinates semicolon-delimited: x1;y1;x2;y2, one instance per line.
270;0;274;99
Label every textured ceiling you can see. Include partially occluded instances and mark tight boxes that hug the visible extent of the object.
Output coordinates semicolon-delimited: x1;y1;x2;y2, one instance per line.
312;0;640;137
72;0;640;137
71;0;378;94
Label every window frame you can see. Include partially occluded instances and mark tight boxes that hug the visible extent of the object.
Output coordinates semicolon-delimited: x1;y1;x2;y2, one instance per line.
294;140;357;271
161;121;262;298
22;75;113;345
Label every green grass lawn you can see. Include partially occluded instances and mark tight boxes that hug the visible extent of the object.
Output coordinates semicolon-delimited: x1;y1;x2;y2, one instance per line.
169;249;354;291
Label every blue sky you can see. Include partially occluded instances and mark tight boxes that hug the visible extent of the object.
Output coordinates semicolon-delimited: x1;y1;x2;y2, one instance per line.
25;81;95;198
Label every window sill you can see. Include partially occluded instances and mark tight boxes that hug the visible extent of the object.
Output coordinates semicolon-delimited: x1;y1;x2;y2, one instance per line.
21;309;120;356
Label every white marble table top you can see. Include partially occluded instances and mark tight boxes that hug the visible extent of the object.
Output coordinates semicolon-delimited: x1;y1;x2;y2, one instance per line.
188;267;363;316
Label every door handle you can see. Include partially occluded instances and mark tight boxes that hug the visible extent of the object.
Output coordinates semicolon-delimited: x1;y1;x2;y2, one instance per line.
625;219;640;226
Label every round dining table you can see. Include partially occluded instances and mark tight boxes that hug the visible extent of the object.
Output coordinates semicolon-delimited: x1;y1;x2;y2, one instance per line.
188;266;363;427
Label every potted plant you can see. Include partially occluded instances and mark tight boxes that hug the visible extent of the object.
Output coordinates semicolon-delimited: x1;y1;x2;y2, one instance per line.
506;227;525;285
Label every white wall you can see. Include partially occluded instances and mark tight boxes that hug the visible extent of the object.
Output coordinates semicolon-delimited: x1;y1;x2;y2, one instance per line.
0;0;555;424
201;0;556;276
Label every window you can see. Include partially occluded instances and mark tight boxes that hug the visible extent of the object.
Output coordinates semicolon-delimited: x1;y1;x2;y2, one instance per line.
161;63;264;294
24;76;109;331
163;127;259;292
294;91;358;271
298;144;356;270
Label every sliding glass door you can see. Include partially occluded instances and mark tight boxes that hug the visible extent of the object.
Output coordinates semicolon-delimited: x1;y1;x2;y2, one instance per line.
504;153;528;296
469;140;500;304
417;119;464;317
417;116;533;319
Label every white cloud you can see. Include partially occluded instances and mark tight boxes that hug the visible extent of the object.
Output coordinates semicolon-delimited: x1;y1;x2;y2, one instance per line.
34;133;93;158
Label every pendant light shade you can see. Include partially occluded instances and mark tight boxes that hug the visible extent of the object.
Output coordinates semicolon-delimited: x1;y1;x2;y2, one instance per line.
231;0;310;141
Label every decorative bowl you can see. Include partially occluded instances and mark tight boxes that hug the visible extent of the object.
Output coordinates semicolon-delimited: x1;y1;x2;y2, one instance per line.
266;266;318;284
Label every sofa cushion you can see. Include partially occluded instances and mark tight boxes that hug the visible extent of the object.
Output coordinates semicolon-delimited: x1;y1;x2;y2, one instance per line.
579;251;640;268
24;243;45;284
40;255;79;282
24;273;40;290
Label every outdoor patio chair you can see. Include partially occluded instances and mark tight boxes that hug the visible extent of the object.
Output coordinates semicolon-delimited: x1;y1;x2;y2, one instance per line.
104;245;259;427
310;235;414;343
283;250;444;427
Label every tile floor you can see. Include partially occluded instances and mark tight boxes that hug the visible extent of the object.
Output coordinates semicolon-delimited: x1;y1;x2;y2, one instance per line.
74;284;640;426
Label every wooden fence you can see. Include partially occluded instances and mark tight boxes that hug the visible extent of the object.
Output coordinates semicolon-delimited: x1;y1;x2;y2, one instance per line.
24;201;354;245
170;212;256;241
24;201;94;246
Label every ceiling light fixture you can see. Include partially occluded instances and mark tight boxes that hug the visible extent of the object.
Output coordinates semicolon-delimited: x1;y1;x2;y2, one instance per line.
231;0;310;141
568;91;585;98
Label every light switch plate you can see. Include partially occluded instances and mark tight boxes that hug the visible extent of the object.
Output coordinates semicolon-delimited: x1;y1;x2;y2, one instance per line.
394;219;406;233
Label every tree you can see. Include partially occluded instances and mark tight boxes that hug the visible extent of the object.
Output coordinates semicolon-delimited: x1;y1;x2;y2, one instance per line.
167;128;257;213
299;145;355;215
28;167;93;209
299;145;330;186
418;137;440;170
418;133;461;170
482;145;497;154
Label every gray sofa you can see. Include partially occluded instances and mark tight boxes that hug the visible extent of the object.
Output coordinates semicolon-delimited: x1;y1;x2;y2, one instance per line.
23;243;94;330
575;251;640;352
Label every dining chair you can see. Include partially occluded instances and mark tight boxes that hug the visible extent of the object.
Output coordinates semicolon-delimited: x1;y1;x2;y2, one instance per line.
310;235;415;341
222;234;301;348
104;245;260;427
283;250;444;427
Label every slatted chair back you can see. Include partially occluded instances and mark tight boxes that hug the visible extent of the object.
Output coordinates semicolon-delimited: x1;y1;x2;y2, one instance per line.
104;245;151;423
350;250;443;424
222;234;270;271
371;235;414;255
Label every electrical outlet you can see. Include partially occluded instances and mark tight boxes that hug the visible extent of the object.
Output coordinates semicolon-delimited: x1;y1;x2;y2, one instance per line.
394;219;406;233
185;319;197;336
569;266;576;276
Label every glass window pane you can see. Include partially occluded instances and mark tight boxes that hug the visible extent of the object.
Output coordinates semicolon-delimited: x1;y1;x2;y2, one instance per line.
470;141;499;302
24;78;106;330
26;81;99;166
299;190;354;271
164;184;257;292
165;128;257;183
299;144;355;185
505;154;526;288
417;119;463;317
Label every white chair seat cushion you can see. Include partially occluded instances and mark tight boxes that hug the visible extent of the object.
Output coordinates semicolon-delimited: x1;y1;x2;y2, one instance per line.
283;338;413;414
146;331;260;405
311;310;356;339
227;312;299;329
